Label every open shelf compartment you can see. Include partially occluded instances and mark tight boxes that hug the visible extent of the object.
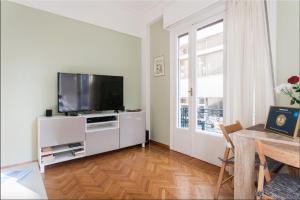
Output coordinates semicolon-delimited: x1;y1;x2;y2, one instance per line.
41;142;84;156
86;121;119;132
41;141;85;165
42;151;85;165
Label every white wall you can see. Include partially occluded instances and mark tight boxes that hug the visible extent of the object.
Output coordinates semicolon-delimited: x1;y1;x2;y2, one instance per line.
276;0;300;106
150;18;170;145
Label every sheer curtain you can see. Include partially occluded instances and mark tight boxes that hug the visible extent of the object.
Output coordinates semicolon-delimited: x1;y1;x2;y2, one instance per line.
224;0;275;127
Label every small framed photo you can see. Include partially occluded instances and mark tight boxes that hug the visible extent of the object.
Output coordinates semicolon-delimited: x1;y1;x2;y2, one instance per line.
265;106;300;138
153;56;165;77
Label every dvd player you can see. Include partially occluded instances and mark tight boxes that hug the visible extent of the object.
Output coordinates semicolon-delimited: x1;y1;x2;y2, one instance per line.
86;116;117;124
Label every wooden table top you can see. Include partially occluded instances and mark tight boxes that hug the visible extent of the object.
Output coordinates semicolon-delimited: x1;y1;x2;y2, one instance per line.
233;124;300;147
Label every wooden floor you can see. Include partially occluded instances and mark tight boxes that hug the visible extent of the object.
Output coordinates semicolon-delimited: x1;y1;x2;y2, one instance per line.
43;143;233;199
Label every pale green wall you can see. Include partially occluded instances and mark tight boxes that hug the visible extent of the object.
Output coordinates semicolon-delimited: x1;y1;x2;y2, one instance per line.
150;18;170;145
1;1;141;166
276;0;300;106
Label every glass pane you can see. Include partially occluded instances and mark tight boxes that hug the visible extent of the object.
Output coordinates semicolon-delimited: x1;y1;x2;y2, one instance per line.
178;34;189;128
196;21;223;133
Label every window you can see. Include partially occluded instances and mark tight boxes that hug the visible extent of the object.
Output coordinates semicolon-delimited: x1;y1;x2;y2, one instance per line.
196;20;224;133
178;33;189;128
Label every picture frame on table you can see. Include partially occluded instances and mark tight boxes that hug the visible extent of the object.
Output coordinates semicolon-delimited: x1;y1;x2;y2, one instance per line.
265;106;300;138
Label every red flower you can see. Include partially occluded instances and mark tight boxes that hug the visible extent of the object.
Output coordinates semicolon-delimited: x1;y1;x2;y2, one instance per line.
288;76;299;84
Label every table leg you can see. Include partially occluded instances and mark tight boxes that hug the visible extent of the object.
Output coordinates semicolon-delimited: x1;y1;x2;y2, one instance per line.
233;134;256;199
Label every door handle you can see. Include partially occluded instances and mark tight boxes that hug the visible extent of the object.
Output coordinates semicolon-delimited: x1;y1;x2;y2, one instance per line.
188;88;193;96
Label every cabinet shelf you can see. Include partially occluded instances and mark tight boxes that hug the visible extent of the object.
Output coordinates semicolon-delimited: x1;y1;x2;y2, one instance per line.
87;120;118;126
43;151;85;165
41;144;84;156
86;127;119;133
86;121;119;132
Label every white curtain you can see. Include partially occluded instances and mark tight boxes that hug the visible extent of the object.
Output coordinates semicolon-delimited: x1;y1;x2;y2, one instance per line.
224;0;275;127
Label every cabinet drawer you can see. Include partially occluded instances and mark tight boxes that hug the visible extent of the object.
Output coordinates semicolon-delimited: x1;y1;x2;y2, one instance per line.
39;117;85;147
86;129;119;156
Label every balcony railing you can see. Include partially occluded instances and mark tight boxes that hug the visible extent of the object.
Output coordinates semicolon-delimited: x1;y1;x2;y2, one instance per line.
180;106;189;128
179;105;223;132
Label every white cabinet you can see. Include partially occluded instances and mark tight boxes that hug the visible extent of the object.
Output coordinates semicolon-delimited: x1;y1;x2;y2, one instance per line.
119;112;145;148
37;111;145;172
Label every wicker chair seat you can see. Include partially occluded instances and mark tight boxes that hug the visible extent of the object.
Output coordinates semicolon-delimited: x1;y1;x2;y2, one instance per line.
262;174;300;200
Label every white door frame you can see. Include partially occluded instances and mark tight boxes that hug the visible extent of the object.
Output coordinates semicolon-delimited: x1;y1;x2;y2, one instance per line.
170;2;227;166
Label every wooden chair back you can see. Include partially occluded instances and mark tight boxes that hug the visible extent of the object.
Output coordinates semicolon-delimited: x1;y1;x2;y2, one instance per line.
214;121;243;199
219;121;243;152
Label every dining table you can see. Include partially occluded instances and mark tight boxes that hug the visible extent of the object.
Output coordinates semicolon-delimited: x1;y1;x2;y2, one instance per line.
231;124;300;199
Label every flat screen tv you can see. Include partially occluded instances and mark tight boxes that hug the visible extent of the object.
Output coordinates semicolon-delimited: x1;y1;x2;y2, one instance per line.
58;72;123;113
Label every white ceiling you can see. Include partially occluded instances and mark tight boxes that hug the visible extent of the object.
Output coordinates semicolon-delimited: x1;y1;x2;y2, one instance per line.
110;0;169;16
11;0;172;37
10;0;215;37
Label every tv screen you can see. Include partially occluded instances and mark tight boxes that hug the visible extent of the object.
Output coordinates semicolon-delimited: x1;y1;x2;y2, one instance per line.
58;73;123;113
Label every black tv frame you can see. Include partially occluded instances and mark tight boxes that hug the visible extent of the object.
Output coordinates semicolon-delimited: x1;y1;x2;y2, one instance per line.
57;72;124;115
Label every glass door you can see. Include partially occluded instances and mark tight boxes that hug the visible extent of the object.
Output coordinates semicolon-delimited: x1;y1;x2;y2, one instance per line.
172;32;194;156
178;33;190;129
172;16;226;166
195;20;224;134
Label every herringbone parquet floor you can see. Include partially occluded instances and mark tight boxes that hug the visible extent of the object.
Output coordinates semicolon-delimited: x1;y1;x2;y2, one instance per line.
43;143;233;199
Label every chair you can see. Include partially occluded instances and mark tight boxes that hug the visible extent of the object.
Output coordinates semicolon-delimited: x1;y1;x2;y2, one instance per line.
214;121;242;199
214;121;283;199
255;140;300;200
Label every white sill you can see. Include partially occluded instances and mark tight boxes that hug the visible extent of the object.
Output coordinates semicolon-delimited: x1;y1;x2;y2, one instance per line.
177;127;189;130
195;130;223;137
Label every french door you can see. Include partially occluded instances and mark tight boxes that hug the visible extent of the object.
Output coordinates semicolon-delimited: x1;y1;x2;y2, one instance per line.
171;14;226;166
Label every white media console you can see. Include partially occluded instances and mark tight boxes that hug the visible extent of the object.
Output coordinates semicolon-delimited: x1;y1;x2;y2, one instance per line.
37;111;145;172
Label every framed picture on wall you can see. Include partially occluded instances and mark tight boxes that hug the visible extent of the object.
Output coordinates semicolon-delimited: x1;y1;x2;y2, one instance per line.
265;106;300;138
153;55;165;77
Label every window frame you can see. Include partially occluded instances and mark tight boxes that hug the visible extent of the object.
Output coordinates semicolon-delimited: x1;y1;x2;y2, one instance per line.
195;19;225;134
177;33;190;129
172;12;226;135
195;15;226;136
